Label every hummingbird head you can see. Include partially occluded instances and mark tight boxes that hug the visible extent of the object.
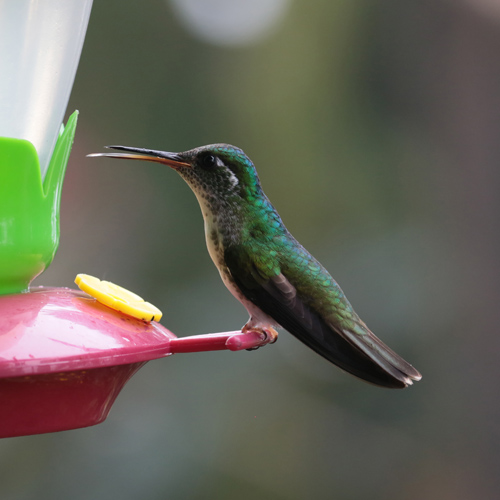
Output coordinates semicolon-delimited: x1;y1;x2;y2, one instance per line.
88;144;263;207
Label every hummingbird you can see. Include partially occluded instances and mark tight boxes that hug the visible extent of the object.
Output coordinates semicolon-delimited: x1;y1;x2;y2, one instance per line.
89;144;421;388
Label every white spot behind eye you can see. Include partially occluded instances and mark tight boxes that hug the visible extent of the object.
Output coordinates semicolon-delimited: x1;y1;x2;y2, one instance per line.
215;157;239;189
226;168;239;189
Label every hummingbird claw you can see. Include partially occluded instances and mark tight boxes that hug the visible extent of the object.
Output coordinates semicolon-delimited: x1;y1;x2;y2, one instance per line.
262;326;279;344
241;325;279;350
245;346;261;352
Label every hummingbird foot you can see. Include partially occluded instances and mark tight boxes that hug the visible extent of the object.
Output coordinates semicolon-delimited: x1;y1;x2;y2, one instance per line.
241;324;279;350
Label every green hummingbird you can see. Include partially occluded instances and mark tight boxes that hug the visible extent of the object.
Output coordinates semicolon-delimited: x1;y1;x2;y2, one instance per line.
89;144;421;388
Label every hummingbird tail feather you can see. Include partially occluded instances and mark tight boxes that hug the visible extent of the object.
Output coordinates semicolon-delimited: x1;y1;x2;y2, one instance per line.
336;323;422;387
283;315;419;388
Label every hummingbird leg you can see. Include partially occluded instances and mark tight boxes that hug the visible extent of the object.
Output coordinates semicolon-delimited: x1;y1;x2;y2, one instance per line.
241;324;279;350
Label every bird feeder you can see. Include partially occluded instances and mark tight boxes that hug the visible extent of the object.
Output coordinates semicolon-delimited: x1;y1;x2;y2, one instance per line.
0;0;270;439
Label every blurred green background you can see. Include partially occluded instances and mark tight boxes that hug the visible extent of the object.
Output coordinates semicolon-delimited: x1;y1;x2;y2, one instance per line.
2;0;500;498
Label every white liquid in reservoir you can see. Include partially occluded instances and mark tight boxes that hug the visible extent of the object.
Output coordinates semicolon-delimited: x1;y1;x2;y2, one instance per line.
0;0;93;179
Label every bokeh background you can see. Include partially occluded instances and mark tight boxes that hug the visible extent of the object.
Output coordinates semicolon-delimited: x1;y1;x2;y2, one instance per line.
2;0;500;498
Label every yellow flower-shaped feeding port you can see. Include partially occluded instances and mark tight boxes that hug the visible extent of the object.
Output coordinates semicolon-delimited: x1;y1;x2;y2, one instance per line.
75;274;162;322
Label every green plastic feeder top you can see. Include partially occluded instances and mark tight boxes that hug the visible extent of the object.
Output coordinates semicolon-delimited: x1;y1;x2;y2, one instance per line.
0;111;78;295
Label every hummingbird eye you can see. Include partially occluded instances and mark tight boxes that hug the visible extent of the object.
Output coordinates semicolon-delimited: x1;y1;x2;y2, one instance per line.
201;154;217;169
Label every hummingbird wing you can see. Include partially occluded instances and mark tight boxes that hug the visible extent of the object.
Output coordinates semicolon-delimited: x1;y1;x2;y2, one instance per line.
224;243;421;388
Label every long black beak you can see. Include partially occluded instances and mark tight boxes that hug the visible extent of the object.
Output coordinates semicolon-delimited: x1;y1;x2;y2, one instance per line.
87;145;191;170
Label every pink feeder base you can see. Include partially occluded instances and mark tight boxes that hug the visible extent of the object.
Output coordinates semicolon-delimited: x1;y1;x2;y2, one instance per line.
0;287;273;438
0;363;145;438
